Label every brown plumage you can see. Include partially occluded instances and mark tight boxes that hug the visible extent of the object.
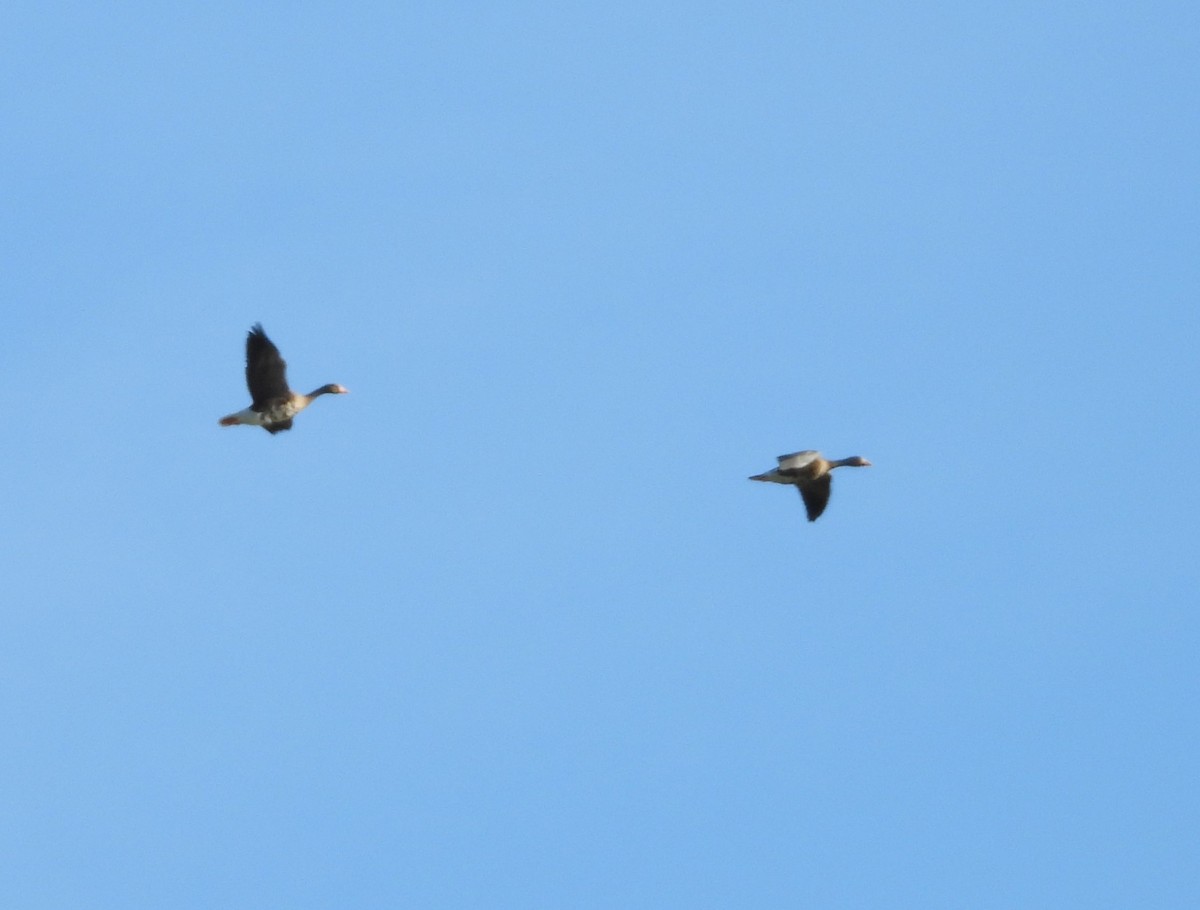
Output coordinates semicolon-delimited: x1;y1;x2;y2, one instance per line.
749;450;872;521
218;324;348;434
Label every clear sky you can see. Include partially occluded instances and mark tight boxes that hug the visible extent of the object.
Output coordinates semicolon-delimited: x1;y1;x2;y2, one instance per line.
2;2;1197;907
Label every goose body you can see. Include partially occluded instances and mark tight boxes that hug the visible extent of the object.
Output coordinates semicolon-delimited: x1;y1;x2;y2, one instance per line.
218;324;347;434
749;450;871;521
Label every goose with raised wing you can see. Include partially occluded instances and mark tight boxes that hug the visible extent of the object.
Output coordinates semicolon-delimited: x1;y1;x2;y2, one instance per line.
218;324;348;434
749;450;871;521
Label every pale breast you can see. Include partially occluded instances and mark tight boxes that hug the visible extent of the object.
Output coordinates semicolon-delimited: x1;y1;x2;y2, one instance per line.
260;398;304;424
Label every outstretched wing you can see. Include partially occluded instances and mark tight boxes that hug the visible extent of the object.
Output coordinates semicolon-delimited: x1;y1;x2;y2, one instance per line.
777;450;819;471
798;475;832;522
245;324;290;406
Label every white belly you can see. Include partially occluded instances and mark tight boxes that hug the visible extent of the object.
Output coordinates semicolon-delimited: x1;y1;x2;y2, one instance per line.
228;407;270;426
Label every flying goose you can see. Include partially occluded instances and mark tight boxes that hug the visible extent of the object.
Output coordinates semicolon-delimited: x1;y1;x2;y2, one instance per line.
749;450;871;521
218;324;347;434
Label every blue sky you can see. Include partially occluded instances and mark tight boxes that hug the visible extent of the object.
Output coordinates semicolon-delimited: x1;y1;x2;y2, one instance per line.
2;2;1197;906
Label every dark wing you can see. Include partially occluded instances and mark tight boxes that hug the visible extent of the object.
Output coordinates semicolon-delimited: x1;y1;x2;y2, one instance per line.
263;418;293;435
798;475;832;522
245;324;291;406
